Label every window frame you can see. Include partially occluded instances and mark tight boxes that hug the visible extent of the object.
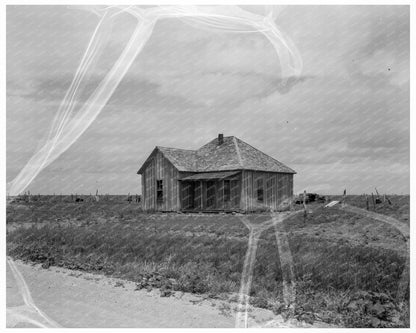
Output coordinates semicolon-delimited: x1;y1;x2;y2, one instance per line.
156;179;163;202
256;178;264;203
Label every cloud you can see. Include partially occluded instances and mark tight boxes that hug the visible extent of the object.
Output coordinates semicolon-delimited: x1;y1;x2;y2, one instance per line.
226;72;409;191
146;72;312;107
7;73;198;110
6;5;410;195
341;6;409;87
349;49;409;87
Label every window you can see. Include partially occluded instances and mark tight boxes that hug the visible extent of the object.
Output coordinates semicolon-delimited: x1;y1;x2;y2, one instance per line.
257;178;264;202
156;180;163;202
224;180;231;202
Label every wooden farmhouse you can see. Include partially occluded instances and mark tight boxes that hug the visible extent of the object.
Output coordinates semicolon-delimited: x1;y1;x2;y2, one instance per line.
137;134;296;212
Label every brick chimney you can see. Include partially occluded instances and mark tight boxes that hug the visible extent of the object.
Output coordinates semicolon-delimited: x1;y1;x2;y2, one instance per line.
218;133;224;145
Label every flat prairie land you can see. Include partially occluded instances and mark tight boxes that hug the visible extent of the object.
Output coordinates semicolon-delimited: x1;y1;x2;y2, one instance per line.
6;195;410;328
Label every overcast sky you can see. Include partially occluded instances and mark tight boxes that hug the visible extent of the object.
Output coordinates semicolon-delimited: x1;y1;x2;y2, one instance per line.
6;5;409;195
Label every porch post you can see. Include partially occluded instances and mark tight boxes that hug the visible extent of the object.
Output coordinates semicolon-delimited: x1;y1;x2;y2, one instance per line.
200;180;203;210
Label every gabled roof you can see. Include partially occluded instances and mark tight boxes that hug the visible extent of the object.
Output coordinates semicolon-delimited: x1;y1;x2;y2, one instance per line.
157;146;197;172
138;136;296;174
137;146;197;174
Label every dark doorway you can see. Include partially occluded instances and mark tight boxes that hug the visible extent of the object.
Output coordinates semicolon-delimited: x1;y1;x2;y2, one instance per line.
206;181;216;209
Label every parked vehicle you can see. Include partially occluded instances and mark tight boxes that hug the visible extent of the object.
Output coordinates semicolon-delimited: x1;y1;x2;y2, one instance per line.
295;193;326;204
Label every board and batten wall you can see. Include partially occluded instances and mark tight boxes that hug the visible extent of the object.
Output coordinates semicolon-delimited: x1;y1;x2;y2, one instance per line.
141;150;182;211
240;170;294;211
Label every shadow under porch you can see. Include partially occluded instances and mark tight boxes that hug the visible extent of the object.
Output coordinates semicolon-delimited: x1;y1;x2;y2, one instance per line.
179;172;241;212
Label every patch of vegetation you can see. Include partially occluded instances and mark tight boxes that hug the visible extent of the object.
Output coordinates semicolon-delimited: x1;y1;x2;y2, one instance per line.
6;196;409;327
330;195;409;224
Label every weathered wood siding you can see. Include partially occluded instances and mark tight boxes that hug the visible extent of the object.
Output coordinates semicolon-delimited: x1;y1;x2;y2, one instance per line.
141;150;181;211
180;181;194;210
142;159;293;212
240;170;293;211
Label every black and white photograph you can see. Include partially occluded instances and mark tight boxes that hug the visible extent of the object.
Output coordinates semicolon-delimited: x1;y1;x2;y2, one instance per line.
4;2;412;329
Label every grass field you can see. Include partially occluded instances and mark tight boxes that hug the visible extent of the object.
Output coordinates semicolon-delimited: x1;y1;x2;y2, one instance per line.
6;195;409;327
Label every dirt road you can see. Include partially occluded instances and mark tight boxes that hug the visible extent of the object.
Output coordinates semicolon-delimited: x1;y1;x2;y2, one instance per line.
6;259;240;328
8;259;296;328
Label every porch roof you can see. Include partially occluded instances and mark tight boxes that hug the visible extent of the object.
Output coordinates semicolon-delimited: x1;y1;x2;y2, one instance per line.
181;171;240;181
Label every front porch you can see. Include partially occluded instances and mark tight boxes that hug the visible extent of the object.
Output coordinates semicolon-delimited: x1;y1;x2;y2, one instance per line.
179;171;241;212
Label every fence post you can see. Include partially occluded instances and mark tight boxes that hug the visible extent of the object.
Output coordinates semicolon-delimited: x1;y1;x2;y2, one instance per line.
342;189;346;207
303;190;307;223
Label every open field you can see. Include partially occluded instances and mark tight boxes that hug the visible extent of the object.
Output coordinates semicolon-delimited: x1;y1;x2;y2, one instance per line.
6;195;410;327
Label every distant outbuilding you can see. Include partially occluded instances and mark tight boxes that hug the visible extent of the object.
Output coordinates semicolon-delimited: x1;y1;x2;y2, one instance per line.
137;134;296;212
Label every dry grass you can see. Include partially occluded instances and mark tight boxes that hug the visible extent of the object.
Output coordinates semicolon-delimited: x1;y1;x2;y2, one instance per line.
6;195;409;327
